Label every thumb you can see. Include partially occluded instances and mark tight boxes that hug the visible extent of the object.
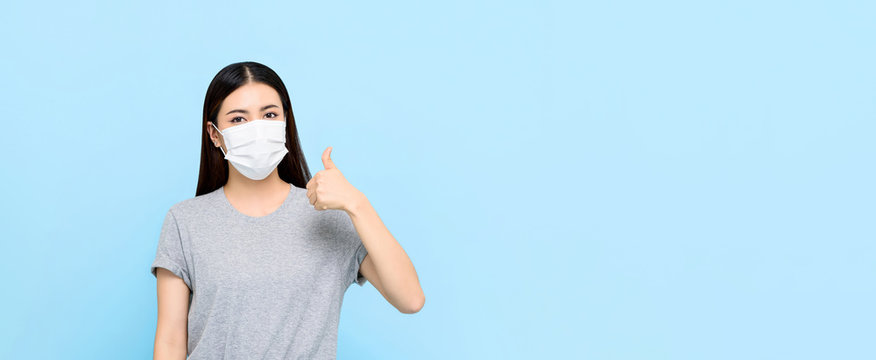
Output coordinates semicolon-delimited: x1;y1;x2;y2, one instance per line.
322;146;336;169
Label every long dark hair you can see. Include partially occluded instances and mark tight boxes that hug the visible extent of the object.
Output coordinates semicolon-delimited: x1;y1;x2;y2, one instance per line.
195;61;312;196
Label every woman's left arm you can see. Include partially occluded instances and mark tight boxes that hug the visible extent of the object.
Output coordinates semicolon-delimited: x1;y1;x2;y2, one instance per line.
306;146;425;314
345;193;425;314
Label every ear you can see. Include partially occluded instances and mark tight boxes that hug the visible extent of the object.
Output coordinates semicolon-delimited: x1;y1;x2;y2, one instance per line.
207;122;220;146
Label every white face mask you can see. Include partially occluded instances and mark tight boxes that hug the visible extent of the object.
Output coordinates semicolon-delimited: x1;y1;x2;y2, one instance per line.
211;119;289;180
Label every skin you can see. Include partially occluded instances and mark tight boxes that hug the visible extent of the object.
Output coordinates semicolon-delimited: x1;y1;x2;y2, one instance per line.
306;147;426;314
153;268;190;360
154;82;424;359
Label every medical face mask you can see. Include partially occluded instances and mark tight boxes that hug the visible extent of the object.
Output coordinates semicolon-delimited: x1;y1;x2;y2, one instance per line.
211;119;289;180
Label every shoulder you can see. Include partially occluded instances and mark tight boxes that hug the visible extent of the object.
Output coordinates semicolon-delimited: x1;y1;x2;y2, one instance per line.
287;184;329;218
166;187;224;221
287;187;351;229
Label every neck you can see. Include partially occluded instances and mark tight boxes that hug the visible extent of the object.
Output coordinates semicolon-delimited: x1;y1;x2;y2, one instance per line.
224;167;289;198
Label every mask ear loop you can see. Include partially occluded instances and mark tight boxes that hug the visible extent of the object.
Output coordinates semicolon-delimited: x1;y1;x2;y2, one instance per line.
210;122;227;157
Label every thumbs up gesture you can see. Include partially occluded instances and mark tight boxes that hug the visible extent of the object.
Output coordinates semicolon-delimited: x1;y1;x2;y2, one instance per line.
306;146;363;213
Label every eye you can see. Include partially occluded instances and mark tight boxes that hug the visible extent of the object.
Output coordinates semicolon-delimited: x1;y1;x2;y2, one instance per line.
264;112;279;119
230;117;245;123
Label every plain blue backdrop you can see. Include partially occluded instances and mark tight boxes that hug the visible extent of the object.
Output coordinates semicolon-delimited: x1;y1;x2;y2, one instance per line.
1;0;873;359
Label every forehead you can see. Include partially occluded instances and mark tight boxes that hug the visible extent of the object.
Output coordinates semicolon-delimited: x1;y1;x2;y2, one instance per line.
220;82;282;110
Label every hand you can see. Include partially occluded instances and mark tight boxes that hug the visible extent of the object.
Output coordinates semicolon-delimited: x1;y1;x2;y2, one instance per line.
306;146;363;212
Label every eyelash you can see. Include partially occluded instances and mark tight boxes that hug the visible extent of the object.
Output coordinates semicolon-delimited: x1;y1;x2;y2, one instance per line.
231;112;279;123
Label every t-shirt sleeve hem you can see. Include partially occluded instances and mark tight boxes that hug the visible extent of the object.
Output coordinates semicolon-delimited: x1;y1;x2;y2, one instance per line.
350;242;368;287
151;259;193;291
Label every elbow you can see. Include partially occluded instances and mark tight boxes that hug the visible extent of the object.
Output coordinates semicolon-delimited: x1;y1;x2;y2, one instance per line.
154;333;187;359
399;294;425;314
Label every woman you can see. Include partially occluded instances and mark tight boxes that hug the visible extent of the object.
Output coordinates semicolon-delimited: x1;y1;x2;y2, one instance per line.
150;61;424;359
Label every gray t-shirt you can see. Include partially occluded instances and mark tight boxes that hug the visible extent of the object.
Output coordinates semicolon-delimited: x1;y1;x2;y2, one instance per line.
150;183;368;359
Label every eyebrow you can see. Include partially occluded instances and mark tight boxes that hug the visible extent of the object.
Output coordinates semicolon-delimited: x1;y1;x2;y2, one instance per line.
225;104;280;115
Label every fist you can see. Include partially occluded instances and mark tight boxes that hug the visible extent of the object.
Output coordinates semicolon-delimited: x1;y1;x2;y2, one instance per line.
306;146;362;212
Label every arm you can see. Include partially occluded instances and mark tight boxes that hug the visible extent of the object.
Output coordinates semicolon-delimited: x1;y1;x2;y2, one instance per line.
153;268;190;360
345;192;425;314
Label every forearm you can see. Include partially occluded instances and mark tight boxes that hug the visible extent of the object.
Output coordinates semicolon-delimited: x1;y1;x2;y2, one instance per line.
345;192;424;311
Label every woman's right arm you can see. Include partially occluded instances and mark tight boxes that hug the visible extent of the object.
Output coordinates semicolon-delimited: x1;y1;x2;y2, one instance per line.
153;267;190;360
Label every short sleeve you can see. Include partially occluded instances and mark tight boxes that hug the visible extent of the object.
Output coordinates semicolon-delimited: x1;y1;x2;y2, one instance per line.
338;212;368;287
150;208;193;291
349;240;368;287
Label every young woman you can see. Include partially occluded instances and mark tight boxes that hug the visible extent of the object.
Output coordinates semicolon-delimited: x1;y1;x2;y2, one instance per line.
150;61;424;359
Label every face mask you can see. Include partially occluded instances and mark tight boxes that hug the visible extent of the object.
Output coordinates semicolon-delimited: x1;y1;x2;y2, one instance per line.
211;119;289;180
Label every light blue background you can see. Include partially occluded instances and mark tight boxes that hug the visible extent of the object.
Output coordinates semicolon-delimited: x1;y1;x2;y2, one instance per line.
1;1;873;359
